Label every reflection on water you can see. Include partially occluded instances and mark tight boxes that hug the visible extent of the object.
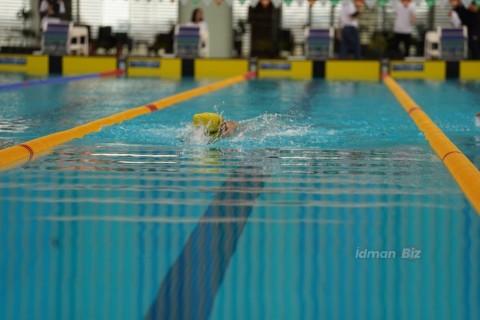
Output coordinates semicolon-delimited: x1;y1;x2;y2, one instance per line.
0;118;30;133
1;144;479;320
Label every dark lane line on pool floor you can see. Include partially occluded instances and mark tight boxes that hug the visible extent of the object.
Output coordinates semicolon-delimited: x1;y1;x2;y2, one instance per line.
144;167;270;320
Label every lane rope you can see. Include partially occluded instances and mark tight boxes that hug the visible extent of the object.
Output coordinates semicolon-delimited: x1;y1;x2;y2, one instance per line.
0;71;256;170
0;69;124;92
383;75;480;214
19;144;34;161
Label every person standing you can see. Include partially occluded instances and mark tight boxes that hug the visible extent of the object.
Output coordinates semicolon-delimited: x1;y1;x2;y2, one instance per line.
393;0;416;58
188;8;210;58
248;0;281;58
450;0;480;59
39;0;66;31
40;0;65;19
339;0;365;59
467;1;480;59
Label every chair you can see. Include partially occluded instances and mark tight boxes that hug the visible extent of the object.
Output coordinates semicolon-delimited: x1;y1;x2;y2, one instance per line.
149;32;174;56
424;31;440;60
304;27;334;60
114;32;132;54
131;41;149;56
42;21;70;55
95;26;116;54
438;27;467;60
68;26;89;55
174;25;202;58
279;29;294;56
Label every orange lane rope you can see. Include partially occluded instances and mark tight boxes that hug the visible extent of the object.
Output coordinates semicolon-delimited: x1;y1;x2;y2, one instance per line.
0;71;256;170
384;75;480;214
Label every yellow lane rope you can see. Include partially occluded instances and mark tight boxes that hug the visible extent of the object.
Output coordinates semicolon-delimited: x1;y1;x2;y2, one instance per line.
0;71;256;170
384;75;480;214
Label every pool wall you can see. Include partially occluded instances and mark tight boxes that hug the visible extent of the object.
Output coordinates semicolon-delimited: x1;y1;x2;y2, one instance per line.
0;54;48;75
127;58;181;78
1;54;480;80
62;56;118;75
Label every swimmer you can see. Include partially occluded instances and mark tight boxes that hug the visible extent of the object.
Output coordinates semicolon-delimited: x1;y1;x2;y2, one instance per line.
476;112;480;127
193;112;238;140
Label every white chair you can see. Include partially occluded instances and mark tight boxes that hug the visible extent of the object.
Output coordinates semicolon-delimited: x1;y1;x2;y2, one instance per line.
131;41;149;56
424;31;440;60
68;26;89;56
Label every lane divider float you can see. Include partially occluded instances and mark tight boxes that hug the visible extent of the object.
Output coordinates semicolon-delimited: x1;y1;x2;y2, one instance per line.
0;71;257;169
383;75;480;214
0;69;124;92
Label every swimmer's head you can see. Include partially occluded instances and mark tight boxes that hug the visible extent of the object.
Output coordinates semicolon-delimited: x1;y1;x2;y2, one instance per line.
193;112;223;137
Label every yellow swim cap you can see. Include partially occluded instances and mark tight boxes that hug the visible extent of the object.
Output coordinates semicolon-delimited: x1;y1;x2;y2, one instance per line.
193;113;223;136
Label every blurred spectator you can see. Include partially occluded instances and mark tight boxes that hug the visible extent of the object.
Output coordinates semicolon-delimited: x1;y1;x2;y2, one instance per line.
393;0;416;58
449;0;480;59
339;0;365;59
248;0;281;58
39;0;66;31
188;8;210;57
40;0;65;19
469;1;480;58
450;9;462;27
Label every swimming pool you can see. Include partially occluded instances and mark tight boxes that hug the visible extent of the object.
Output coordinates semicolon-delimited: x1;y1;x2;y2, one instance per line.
1;75;479;319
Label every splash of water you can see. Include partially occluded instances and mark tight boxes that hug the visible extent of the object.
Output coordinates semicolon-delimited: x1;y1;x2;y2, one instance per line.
171;113;312;147
231;113;310;144
177;123;212;145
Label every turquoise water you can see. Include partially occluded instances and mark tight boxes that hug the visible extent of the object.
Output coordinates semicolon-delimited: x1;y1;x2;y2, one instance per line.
1;75;479;319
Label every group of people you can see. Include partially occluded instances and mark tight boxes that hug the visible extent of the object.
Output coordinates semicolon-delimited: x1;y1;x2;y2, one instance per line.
339;0;417;59
339;0;480;60
37;1;480;60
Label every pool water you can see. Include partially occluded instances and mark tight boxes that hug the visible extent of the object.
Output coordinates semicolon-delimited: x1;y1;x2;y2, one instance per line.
1;76;479;319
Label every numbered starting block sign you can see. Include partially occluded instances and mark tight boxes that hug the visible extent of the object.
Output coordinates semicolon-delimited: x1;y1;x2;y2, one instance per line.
305;27;334;60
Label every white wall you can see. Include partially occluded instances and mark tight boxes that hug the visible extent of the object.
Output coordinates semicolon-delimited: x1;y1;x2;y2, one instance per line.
179;3;232;58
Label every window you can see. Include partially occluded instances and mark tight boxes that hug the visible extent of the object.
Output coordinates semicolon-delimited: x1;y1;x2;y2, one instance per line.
0;0;32;48
72;0;178;42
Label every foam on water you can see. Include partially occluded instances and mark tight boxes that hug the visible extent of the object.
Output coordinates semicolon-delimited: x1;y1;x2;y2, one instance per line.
178;123;213;145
